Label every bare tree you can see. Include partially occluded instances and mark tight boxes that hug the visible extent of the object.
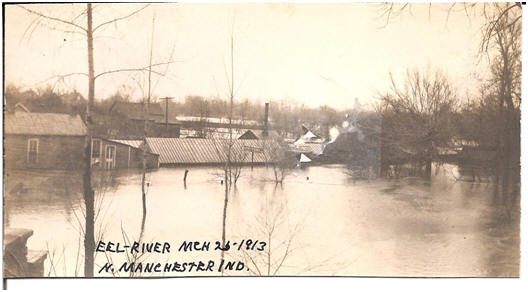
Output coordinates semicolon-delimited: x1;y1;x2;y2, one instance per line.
379;68;458;178
217;20;237;275
377;2;521;41
226;187;352;276
481;3;521;191
238;200;300;276
139;16;156;242
17;3;170;277
261;136;293;184
377;3;521;187
46;170;118;276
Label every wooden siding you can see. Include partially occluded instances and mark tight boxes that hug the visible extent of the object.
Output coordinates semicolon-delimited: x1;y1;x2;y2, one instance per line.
91;139;159;169
4;135;85;170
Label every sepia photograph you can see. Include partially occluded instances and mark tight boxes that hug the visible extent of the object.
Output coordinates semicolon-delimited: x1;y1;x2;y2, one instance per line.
1;1;522;283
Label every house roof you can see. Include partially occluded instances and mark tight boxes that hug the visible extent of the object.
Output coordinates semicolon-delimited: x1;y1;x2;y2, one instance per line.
4;112;87;136
294;131;325;145
238;130;260;140
299;153;312;162
14;103;30;113
145;137;273;164
109;139;144;149
112;102;164;120
238;129;280;140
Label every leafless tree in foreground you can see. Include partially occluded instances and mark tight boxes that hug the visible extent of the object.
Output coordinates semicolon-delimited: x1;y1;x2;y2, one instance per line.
17;3;177;276
240;201;299;276
226;186;353;276
211;19;239;276
46;170;118;276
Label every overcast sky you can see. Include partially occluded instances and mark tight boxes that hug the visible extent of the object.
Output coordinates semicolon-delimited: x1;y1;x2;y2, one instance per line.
4;2;488;109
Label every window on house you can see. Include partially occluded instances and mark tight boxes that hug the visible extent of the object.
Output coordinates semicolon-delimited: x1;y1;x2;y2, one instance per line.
92;139;101;158
27;139;38;164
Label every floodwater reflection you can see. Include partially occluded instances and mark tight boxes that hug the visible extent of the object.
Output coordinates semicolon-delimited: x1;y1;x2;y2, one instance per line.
3;164;520;277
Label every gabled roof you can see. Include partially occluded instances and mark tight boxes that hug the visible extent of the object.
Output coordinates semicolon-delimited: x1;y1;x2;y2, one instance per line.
5;112;87;136
14;103;30;113
238;129;260;140
112;102;164;120
238;129;280;140
303;130;319;139
294;130;325;145
299;153;312;162
301;125;310;135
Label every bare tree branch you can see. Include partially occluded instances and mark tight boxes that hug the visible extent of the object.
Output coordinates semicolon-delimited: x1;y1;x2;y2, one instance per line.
34;72;89;87
17;5;87;32
94;61;176;79
92;4;150;32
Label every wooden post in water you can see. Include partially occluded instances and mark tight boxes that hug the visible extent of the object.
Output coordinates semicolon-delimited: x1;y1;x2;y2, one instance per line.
183;169;189;182
183;169;189;189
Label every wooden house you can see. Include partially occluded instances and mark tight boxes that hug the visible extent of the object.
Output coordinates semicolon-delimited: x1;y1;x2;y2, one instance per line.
4;111;87;170
90;138;159;169
4;107;159;170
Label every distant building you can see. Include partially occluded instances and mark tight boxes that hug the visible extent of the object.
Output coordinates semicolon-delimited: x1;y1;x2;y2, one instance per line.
179;102;273;139
176;116;265;139
4;111;87;170
289;125;326;156
112;101;164;121
110;102;181;138
238;129;280;140
295;125;326;144
175;116;263;130
238;129;260;140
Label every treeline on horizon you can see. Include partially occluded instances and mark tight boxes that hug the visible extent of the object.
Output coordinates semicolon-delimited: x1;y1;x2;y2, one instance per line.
3;83;354;138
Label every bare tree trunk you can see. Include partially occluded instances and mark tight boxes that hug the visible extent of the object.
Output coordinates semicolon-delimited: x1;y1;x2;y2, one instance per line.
425;144;433;178
220;28;235;276
18;4;159;277
140;16;155;240
83;3;95;277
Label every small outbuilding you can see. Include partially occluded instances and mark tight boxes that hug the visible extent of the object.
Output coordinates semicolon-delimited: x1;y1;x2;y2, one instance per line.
90;138;159;169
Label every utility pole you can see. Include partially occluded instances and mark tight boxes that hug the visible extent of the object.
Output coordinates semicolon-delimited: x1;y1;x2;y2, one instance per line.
159;97;175;132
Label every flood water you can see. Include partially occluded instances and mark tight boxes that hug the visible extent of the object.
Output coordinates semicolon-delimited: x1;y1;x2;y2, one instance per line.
4;164;520;277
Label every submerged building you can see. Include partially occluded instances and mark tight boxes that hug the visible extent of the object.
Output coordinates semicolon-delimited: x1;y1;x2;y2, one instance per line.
4;110;87;170
4;106;158;170
144;137;271;166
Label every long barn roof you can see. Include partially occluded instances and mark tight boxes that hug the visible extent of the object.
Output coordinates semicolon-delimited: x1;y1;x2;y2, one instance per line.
5;112;87;136
145;137;276;165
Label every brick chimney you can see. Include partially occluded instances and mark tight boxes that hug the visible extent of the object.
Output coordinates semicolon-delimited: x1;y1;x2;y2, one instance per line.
263;102;269;137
